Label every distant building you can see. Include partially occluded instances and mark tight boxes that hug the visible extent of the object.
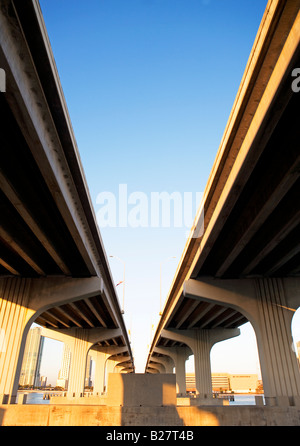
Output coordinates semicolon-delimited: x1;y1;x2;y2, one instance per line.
19;327;44;387
211;373;230;392
186;373;196;393
229;374;259;393
185;372;259;394
85;355;93;388
56;343;71;389
40;376;47;387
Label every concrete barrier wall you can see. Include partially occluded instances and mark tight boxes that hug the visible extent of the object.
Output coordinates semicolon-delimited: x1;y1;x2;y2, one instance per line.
0;404;299;426
106;373;177;407
50;395;108;405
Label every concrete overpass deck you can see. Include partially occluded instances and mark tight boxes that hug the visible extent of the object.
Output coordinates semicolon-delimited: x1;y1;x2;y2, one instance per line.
0;0;133;403
146;0;300;407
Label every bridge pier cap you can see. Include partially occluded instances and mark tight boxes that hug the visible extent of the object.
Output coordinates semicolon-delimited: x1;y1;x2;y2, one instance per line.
183;277;300;406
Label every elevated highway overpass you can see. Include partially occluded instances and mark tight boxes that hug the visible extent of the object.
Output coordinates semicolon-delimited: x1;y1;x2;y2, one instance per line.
0;0;134;403
146;0;300;407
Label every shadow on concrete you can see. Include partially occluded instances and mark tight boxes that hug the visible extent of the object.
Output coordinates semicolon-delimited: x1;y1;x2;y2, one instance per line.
0;407;6;426
109;373;185;426
117;376;300;426
175;404;300;426
121;406;185;426
176;405;220;426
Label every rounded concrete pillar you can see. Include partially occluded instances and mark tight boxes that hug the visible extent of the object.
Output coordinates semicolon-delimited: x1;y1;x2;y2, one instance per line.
160;327;239;399
67;329;90;397
90;351;106;395
193;330;212;398
253;278;300;406
0;278;35;403
184;277;300;406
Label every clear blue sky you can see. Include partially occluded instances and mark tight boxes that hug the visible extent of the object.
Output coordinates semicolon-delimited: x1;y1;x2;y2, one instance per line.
37;0;299;382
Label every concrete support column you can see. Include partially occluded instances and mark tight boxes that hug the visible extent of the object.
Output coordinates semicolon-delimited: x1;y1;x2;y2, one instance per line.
67;341;127;397
153;345;191;395
193;329;212;398
67;329;90;398
0;278;35;404
0;276;103;403
174;348;189;395
194;328;240;398
92;346;129;393
184;277;300;406
254;279;300;407
90;350;106;395
41;328;125;397
161;327;239;398
161;357;174;374
106;358;120;385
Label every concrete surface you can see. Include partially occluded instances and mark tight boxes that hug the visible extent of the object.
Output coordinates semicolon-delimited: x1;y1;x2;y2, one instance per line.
0;404;299;426
106;373;177;407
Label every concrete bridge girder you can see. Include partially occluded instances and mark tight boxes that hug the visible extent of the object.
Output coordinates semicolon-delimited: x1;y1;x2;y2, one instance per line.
112;357;132;371
99;349;133;372
86;348;133;396
152;346;192;395
40;326;130;397
0;276;131;403
160;327;239;397
0;1;101;277
57;328;124;398
149;354;174;373
91;346;128;356
147;367;159;374
115;361;130;370
115;357;131;364
41;327;123;347
183;277;300;406
29;277;103;313
153;346;191;363
0;277;94;402
145;3;300;410
0;0;133;404
115;363;135;374
148;362;166;374
161;327;240;352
